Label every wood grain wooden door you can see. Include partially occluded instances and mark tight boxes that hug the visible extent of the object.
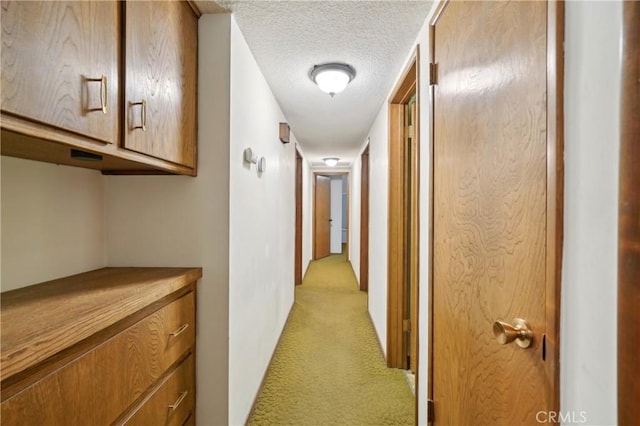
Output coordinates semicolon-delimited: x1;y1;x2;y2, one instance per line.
124;1;197;168
387;53;419;371
618;1;640;423
314;175;331;259
360;145;370;291
0;1;119;144
295;150;303;285
407;99;419;375
431;1;559;423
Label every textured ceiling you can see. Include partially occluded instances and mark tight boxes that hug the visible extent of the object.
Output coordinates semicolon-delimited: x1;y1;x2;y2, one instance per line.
201;0;432;166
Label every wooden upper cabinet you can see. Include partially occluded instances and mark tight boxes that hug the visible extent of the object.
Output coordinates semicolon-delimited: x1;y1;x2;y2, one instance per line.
0;1;119;144
0;0;199;175
124;1;197;169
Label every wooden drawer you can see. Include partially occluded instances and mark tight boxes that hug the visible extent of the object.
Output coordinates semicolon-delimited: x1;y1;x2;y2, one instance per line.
1;292;195;426
122;354;195;426
184;413;196;426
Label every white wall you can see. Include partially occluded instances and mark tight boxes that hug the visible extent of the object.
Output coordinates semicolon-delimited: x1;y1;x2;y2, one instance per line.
561;2;621;424
349;147;363;283
1;157;106;291
228;17;297;425
341;175;348;243
415;21;431;426
330;176;343;253
105;14;232;425
366;104;390;356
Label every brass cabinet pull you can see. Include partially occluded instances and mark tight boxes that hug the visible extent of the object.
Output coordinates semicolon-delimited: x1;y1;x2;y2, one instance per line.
87;75;108;114
169;390;188;411
130;100;147;131
99;75;107;113
169;323;189;338
492;318;534;348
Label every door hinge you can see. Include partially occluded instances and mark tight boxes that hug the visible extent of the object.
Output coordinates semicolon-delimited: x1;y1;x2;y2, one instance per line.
427;399;435;423
429;62;438;86
403;319;411;332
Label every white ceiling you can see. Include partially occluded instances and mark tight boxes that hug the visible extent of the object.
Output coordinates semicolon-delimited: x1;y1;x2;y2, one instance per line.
199;0;433;166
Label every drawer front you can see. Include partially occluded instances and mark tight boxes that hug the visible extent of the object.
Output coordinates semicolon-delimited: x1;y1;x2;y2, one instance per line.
183;413;196;426
123;354;195;426
1;292;195;426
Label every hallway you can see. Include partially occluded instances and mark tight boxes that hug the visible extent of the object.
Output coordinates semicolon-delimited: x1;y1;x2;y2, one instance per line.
249;252;414;425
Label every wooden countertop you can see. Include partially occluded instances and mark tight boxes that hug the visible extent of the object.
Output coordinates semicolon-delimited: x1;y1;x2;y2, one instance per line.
1;267;202;381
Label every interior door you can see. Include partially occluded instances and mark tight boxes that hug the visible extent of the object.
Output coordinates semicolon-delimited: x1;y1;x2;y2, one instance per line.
432;1;555;424
407;98;419;374
314;175;331;259
360;146;370;291
295;151;303;285
387;54;420;371
618;1;640;423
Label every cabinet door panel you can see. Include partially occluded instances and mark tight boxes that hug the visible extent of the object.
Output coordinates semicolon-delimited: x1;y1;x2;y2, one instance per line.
124;1;197;168
1;1;119;144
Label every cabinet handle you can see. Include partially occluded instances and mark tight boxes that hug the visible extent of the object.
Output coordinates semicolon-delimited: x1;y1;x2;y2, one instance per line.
169;390;188;411
130;100;147;131
169;323;189;338
87;75;108;114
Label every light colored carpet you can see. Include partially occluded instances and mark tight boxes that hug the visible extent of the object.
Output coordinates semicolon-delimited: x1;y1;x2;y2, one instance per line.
248;251;414;425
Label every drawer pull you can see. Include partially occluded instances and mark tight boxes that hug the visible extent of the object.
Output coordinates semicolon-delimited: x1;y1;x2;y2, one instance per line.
87;75;108;114
169;323;189;338
169;390;188;411
130;100;147;131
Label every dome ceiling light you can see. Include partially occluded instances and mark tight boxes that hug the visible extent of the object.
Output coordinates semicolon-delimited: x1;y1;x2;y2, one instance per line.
323;157;340;167
310;63;356;97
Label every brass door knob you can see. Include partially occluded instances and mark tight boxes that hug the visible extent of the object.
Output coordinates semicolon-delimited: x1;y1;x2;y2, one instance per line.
493;318;533;348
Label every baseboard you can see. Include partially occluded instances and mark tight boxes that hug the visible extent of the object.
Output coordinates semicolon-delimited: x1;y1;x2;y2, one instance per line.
302;261;311;281
346;260;360;289
244;300;296;425
367;310;387;365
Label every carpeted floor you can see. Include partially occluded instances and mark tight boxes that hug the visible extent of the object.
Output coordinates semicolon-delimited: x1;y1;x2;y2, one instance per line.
248;251;414;426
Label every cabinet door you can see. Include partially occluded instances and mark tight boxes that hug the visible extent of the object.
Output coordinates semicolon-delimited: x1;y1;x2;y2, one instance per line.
124;1;197;169
1;1;119;144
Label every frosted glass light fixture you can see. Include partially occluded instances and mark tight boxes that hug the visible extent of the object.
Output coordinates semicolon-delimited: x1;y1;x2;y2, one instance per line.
310;63;355;97
323;157;339;167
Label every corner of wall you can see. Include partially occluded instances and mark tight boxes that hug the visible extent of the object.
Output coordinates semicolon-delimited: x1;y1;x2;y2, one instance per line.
296;141;314;276
1;157;107;291
560;2;621;424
